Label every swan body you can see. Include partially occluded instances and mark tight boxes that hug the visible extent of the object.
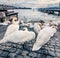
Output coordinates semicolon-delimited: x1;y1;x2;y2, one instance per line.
4;24;19;37
33;23;42;34
32;26;57;51
3;17;19;37
0;20;11;25
0;30;35;43
0;16;36;44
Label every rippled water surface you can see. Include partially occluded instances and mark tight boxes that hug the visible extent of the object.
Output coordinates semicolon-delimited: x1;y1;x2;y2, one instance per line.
8;9;60;23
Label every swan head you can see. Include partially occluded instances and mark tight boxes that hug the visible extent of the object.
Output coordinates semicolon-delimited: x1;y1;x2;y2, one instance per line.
47;22;51;26
28;23;33;28
58;24;60;30
20;20;24;24
23;27;28;31
46;20;52;26
12;17;19;25
52;24;59;30
39;20;45;28
38;23;43;29
39;20;45;24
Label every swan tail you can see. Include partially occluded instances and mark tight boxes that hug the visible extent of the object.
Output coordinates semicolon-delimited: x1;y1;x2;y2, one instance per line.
0;39;7;43
32;43;42;51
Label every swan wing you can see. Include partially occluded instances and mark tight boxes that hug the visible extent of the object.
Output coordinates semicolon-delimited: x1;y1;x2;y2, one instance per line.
4;25;19;37
32;27;56;51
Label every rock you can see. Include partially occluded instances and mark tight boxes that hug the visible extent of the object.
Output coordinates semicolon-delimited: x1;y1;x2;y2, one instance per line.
0;57;4;58
9;48;16;53
48;51;56;57
12;44;17;48
55;48;60;53
37;54;47;58
22;51;28;56
28;52;37;57
23;56;30;58
17;44;23;49
46;56;54;58
0;50;3;55
0;46;5;50
50;48;55;51
8;53;16;58
56;52;60;57
15;55;23;58
41;49;48;54
1;51;9;57
16;49;22;55
6;42;12;47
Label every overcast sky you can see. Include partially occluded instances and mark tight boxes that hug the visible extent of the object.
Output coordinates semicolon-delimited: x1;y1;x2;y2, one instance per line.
0;0;59;7
0;0;59;4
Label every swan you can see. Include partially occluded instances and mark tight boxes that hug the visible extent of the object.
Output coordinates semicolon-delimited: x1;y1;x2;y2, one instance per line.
28;23;34;28
0;27;35;44
44;20;58;27
3;17;19;38
32;25;58;51
43;21;51;28
33;23;42;34
0;19;11;25
50;20;58;25
42;20;55;28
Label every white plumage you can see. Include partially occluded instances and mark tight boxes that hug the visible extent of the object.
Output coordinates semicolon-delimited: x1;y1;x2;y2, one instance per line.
4;23;19;37
33;23;42;34
0;29;35;43
3;17;19;38
0;17;35;43
32;26;57;51
0;21;10;25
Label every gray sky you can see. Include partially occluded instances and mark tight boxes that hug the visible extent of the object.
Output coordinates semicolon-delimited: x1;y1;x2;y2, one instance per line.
0;0;59;7
0;0;59;4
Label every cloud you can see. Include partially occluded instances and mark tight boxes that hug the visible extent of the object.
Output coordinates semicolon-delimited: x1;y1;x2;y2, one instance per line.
0;0;59;4
0;0;59;7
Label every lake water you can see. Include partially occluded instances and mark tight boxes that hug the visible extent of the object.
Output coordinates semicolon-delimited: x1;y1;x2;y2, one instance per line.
8;9;60;23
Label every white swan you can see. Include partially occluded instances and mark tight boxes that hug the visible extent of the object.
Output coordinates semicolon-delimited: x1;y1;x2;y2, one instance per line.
3;17;19;38
0;19;11;25
28;23;34;28
33;23;42;34
32;25;57;51
0;27;35;43
43;21;51;28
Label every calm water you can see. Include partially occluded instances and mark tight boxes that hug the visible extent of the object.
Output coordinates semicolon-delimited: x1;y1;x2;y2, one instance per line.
8;9;60;23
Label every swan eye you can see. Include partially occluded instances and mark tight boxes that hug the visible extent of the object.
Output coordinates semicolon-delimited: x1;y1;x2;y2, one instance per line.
23;29;25;31
15;20;17;21
52;26;55;28
14;19;18;21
